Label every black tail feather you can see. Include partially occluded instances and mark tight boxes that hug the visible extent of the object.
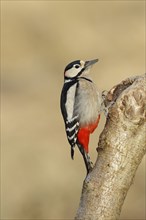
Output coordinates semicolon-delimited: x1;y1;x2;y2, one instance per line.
71;147;74;160
77;142;93;174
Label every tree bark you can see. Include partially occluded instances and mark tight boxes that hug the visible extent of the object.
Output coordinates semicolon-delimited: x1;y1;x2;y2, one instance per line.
75;74;146;220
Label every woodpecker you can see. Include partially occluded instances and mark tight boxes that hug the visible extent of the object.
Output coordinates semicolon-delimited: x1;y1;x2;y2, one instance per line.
60;59;102;174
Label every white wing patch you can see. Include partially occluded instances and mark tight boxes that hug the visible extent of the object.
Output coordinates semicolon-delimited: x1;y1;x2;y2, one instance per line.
65;84;77;120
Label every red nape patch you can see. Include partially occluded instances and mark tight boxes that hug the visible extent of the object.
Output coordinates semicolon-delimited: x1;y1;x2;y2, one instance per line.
77;115;100;153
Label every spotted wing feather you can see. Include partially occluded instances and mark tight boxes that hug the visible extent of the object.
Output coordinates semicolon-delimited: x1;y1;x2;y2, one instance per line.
65;116;79;158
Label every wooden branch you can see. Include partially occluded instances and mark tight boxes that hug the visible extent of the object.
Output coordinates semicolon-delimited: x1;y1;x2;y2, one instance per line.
75;74;146;220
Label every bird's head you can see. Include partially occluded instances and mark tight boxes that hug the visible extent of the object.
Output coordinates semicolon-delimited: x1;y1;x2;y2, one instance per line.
64;59;98;80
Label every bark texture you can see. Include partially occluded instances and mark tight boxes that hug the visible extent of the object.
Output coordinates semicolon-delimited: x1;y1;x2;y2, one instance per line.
75;74;146;220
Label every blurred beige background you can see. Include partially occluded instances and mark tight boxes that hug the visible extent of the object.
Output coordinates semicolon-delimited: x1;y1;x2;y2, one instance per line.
1;1;145;219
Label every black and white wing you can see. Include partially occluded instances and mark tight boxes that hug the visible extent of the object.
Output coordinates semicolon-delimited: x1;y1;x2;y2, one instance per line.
60;81;79;159
65;115;79;158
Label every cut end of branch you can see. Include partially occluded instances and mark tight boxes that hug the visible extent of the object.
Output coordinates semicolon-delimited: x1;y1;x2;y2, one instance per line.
103;74;145;108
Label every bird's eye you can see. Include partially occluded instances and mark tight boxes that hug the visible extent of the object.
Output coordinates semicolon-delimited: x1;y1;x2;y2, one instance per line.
75;64;80;69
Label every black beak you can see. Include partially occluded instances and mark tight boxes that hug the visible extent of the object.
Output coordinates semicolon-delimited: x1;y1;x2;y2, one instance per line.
85;59;99;69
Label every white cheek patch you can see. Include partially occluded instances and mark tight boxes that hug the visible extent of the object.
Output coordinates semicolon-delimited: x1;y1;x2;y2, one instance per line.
65;67;82;78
